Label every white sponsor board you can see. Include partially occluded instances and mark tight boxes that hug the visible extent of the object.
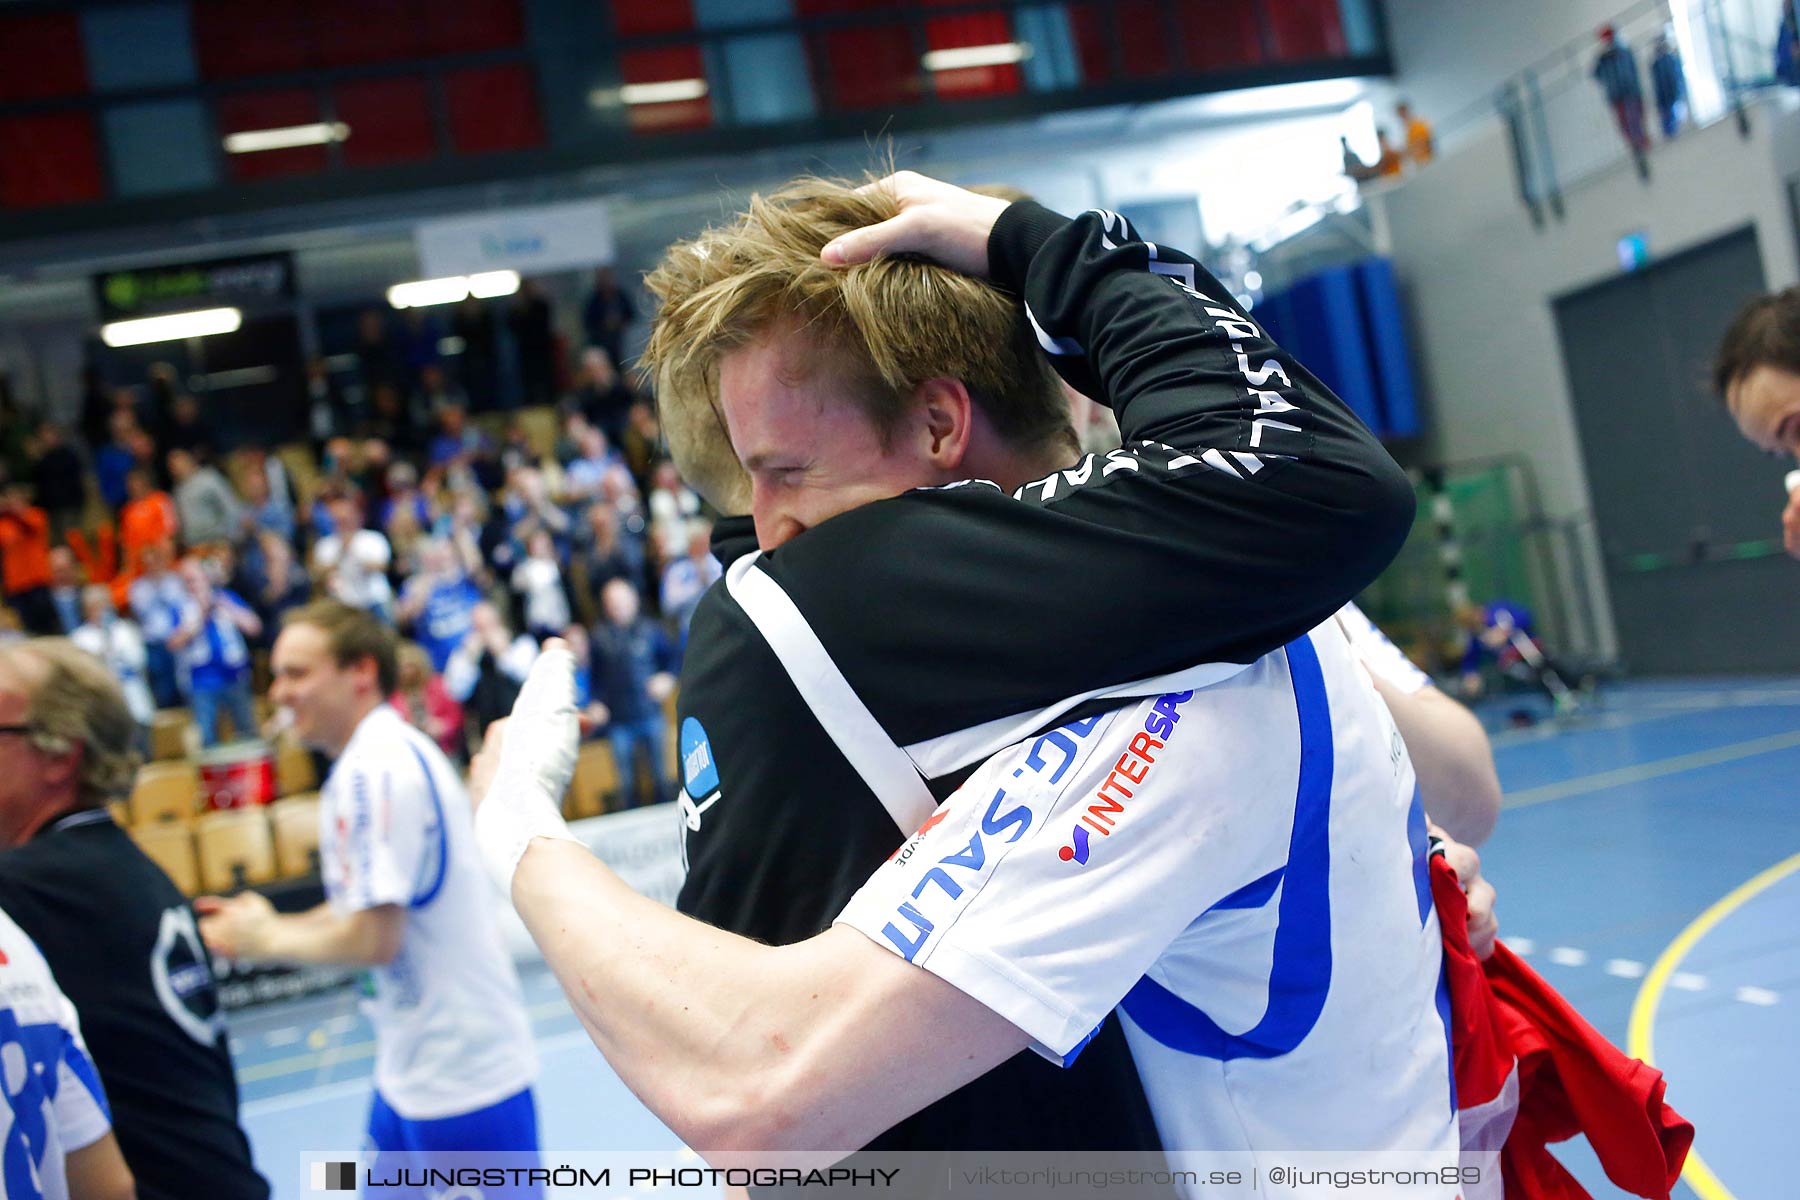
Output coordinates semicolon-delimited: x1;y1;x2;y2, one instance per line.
416;198;615;278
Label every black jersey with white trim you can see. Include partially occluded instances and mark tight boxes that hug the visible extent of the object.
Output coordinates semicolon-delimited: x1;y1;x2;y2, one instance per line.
673;203;1412;1163
730;202;1414;764
0;811;270;1200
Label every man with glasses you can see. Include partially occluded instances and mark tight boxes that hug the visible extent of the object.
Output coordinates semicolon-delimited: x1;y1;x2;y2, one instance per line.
0;638;268;1200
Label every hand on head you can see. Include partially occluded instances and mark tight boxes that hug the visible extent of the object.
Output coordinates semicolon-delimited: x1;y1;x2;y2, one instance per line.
820;172;1012;278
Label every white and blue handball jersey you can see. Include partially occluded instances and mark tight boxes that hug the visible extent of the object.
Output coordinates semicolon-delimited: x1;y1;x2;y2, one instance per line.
320;704;536;1121
837;620;1458;1194
0;908;111;1200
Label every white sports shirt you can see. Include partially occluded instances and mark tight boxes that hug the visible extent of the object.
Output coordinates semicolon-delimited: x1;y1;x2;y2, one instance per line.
313;529;394;612
1335;600;1434;695
837;622;1458;1194
0;907;112;1200
320;704;536;1120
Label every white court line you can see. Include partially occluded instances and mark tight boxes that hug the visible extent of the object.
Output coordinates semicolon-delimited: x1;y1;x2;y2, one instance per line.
241;1076;373;1119
239;1027;600;1118
265;1027;301;1048
1506;937;1535;955
1502;730;1800;809
1670;971;1709;991
1548;947;1589;966
1605;959;1646;979
1735;986;1779;1006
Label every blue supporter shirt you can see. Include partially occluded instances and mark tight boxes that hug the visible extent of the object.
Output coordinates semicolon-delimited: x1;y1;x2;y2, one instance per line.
416;577;484;673
180;590;252;693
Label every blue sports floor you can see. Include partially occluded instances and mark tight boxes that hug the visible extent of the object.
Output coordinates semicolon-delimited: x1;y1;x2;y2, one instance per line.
233;678;1800;1200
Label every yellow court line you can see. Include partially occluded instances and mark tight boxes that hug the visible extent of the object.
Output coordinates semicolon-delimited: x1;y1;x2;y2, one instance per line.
238;1039;375;1084
1503;730;1800;810
1627;850;1800;1200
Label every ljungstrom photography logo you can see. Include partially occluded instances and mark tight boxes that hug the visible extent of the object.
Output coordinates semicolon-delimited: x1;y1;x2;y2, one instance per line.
311;1161;355;1192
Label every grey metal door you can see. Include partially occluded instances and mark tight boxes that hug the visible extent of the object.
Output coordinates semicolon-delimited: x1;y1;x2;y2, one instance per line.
1553;225;1800;674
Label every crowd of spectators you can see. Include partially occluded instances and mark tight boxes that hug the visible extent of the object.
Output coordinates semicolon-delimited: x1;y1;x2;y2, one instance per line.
0;273;714;808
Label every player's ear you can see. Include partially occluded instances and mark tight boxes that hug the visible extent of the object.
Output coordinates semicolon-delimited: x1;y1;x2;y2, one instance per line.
911;377;974;471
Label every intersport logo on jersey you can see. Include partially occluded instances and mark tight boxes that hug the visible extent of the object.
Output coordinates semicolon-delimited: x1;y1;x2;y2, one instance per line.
1060;691;1192;866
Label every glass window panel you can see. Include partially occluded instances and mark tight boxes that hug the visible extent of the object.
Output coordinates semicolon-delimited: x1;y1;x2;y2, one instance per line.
83;3;197;92
104;99;216;196
715;34;816;125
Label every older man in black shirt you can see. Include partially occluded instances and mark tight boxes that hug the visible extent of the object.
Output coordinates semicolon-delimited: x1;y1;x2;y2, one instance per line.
0;638;269;1200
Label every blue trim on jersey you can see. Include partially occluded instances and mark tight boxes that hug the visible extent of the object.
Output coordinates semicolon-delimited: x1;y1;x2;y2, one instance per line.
402;739;450;910
1118;633;1334;1060
1408;785;1433;926
1434;959;1457;1112
1060;1020;1107;1067
1209;864;1284;911
352;768;374;910
3;1012;111;1199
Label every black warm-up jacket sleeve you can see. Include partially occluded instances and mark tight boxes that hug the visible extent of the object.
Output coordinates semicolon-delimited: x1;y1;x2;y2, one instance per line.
744;202;1417;752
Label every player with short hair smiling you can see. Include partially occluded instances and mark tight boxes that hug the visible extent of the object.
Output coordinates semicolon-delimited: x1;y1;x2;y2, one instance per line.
196;600;541;1194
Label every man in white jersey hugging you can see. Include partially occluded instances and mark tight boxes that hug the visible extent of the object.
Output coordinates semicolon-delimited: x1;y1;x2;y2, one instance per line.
198;600;540;1196
469;175;1469;1196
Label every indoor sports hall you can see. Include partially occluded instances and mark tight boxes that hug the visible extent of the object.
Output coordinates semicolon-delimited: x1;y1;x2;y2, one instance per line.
1;2;1795;1199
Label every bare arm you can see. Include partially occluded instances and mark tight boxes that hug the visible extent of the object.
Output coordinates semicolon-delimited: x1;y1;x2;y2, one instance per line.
512;838;1025;1159
66;1132;136;1200
473;647;1028;1159
196;894;405;967
1370;673;1502;846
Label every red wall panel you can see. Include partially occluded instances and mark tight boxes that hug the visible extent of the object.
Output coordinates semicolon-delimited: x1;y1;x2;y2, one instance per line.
793;0;893;13
429;0;527;56
924;9;1021;101
813;24;919;111
1266;0;1347;61
619;47;713;133
217;89;329;180
444;64;544;153
611;0;696;38
0;114;106;209
1176;0;1266;70
1114;0;1174;78
0;12;88;102
311;0;427;67
191;0;317;79
1066;3;1115;83
335;76;436;166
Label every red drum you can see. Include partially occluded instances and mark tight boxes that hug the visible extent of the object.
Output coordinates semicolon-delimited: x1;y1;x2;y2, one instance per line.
199;740;276;811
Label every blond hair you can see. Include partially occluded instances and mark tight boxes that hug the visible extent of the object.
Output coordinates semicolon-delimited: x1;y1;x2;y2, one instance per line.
642;174;1073;515
5;639;141;809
